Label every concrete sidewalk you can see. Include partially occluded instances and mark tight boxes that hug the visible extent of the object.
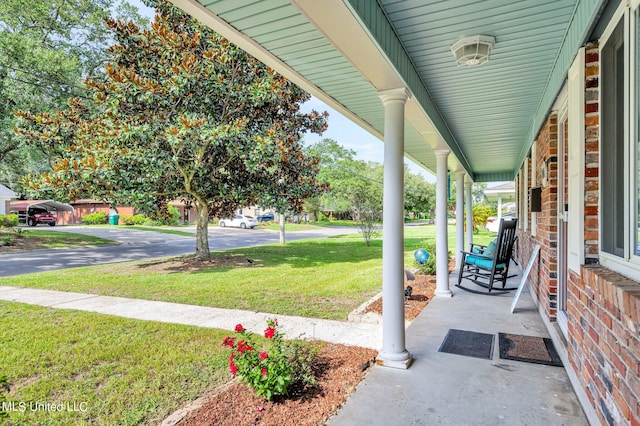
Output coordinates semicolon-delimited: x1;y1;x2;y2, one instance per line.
0;285;381;349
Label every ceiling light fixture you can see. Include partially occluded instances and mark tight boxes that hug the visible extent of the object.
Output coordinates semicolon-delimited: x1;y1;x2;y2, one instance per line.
450;35;495;67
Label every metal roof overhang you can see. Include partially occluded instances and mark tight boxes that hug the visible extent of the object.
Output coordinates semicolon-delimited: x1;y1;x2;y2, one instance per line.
484;182;516;203
172;0;606;182
10;200;74;212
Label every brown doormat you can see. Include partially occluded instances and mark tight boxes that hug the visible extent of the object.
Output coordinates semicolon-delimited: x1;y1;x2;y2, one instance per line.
498;333;563;367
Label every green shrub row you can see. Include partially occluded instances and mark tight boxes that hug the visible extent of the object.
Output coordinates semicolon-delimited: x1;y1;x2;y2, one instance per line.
81;208;180;226
81;211;108;225
0;214;19;228
119;214;147;225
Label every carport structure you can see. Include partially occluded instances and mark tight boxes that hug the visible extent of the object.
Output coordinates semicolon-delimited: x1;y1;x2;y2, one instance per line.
9;200;74;212
170;1;640;424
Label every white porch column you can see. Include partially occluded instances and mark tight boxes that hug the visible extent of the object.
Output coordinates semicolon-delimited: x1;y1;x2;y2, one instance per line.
455;171;465;269
377;88;412;369
435;149;452;297
465;180;473;249
497;195;503;223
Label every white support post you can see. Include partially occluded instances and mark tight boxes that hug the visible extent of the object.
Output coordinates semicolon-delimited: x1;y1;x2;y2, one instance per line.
455;171;465;269
377;88;412;369
465;180;473;249
435;149;452;297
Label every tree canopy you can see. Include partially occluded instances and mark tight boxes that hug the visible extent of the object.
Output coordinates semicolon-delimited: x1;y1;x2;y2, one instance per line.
0;0;147;189
15;0;327;259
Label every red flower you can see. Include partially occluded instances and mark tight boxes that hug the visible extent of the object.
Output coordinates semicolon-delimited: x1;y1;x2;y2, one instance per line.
237;340;253;354
264;326;275;339
222;336;235;347
261;368;268;377
230;361;238;376
235;324;245;332
260;351;268;361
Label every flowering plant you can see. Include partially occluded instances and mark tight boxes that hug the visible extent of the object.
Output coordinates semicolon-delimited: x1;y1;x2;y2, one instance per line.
222;319;293;401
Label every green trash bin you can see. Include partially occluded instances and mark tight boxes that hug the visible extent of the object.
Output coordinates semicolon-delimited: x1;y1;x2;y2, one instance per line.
109;214;120;225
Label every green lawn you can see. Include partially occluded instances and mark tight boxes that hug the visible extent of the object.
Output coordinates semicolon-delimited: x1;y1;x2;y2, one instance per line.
0;226;494;320
257;222;321;231
0;301;231;425
115;225;195;237
0;229;113;250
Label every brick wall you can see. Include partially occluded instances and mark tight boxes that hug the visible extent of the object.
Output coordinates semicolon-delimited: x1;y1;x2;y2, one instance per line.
563;41;640;426
516;41;640;426
584;43;600;265
568;266;640;426
516;112;559;321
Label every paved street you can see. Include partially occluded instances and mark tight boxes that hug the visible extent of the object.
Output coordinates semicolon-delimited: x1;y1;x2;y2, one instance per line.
0;225;357;277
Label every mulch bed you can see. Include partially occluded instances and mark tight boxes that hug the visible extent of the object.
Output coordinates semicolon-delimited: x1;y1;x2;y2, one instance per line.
173;264;453;425
362;273;436;321
176;344;377;426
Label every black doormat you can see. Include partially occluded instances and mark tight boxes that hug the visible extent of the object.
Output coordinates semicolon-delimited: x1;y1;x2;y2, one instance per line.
498;333;563;367
438;329;494;360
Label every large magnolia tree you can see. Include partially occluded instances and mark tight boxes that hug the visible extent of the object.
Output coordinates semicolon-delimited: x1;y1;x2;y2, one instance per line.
0;0;146;188
15;0;327;259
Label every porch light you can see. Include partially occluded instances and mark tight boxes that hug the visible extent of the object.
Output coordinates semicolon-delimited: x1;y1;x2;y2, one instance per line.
450;35;495;67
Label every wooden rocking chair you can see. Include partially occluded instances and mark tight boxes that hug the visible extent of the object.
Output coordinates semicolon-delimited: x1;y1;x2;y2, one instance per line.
456;218;518;294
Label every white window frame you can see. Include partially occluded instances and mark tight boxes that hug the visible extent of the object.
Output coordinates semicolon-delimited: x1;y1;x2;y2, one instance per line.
599;1;640;280
568;48;585;273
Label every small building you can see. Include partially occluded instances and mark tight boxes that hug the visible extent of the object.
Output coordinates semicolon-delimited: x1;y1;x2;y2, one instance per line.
0;184;17;215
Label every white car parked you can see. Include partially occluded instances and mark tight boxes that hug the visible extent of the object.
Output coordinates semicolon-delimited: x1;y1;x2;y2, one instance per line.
485;213;516;233
218;214;258;229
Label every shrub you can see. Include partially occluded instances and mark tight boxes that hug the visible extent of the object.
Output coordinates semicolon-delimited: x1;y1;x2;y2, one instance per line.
119;214;135;225
166;205;180;226
142;206;179;226
414;242;437;275
81;211;108;225
119;214;147;225
132;214;147;225
221;319;318;401
0;214;18;228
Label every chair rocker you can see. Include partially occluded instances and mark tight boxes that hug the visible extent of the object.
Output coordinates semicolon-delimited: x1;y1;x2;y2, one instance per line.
456;218;518;294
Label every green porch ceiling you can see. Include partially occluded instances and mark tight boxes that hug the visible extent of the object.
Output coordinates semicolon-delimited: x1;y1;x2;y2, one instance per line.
183;0;606;182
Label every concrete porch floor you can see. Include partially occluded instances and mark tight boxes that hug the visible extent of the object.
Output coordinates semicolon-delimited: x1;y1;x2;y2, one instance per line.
328;270;591;426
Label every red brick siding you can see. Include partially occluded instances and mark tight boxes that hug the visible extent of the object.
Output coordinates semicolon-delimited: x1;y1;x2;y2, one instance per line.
569;266;640;426
584;44;599;264
516;112;559;320
516;41;640;425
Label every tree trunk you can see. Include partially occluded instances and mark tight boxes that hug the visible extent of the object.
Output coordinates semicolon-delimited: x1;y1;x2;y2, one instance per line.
279;211;285;245
195;203;211;260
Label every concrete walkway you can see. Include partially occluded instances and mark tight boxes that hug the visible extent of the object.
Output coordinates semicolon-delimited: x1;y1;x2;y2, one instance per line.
0;285;381;349
327;275;591;426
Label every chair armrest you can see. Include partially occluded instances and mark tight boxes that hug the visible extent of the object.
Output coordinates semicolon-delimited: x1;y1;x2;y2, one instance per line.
470;243;487;249
460;250;491;259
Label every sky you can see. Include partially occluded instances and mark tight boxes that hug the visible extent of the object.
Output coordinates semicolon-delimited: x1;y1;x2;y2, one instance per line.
300;97;436;182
